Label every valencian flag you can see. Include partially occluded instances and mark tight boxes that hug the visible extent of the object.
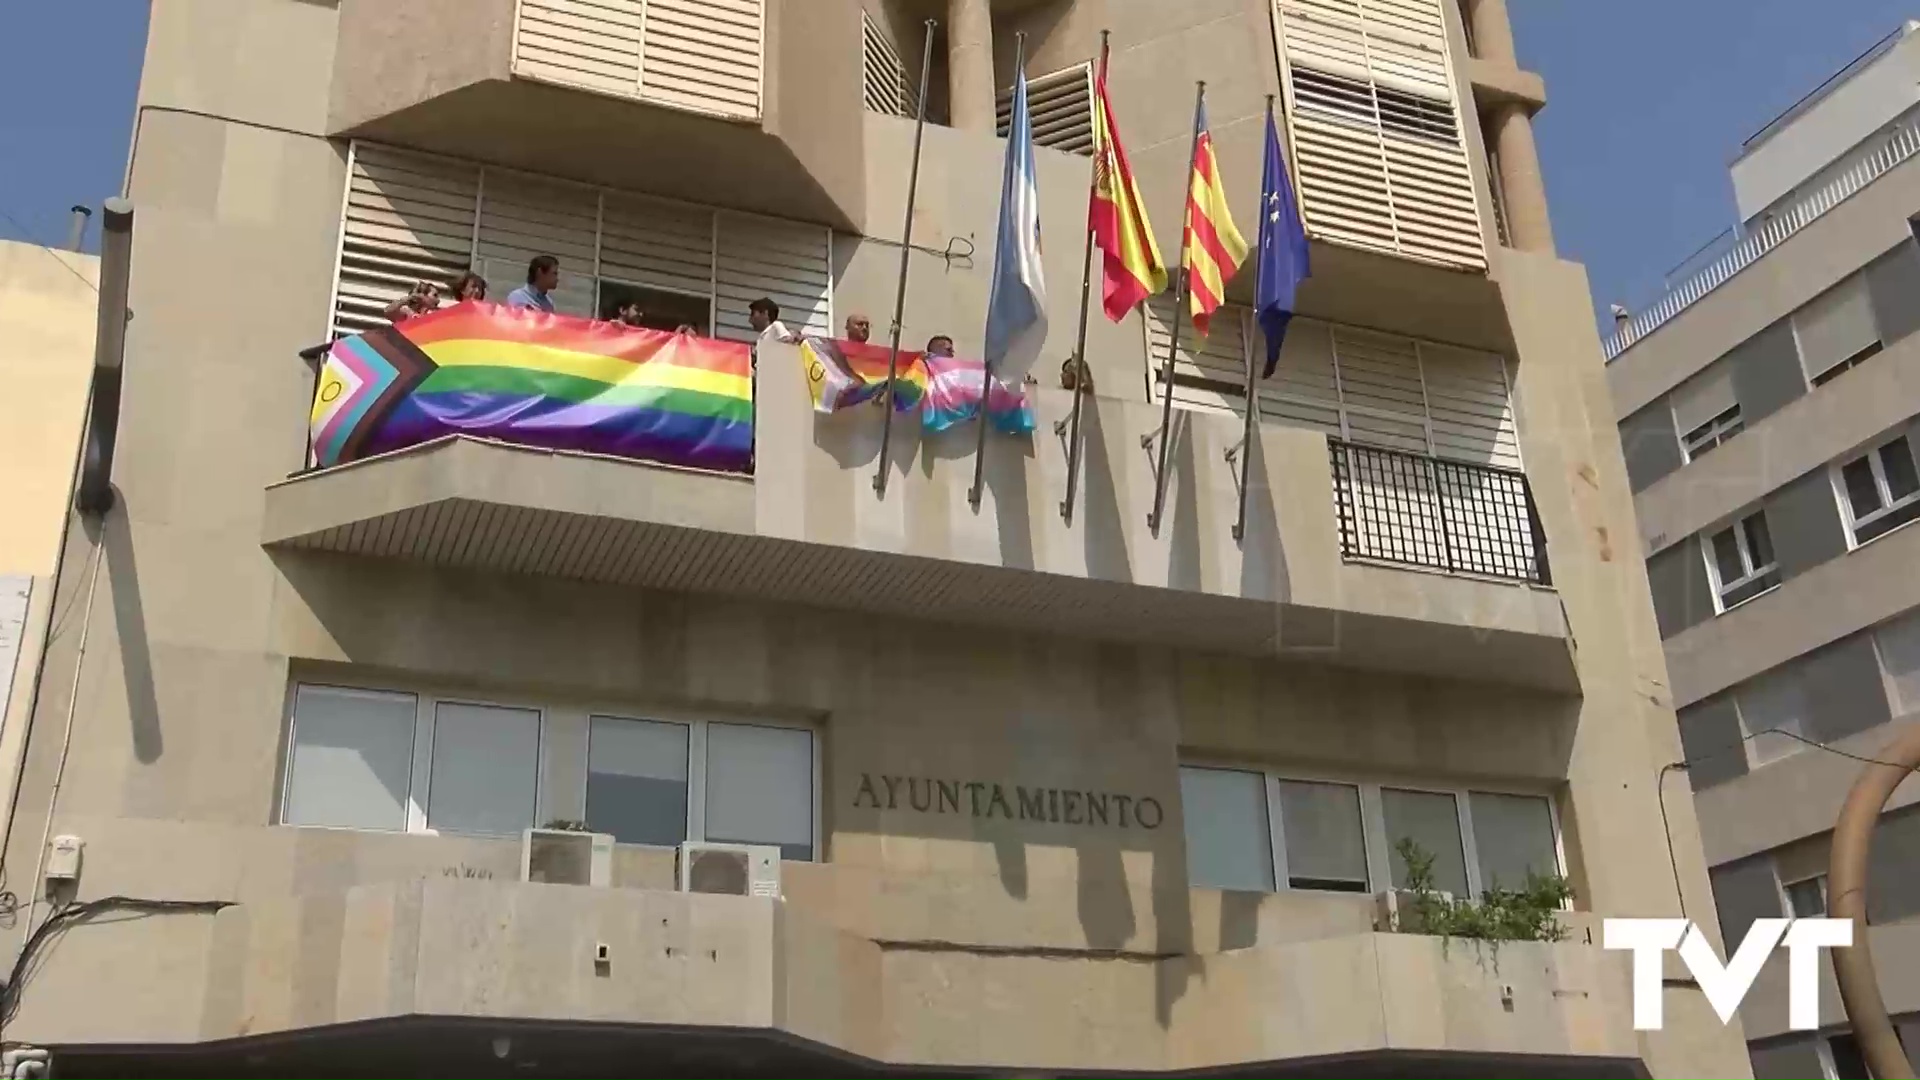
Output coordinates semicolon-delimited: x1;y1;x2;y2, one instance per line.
1088;40;1166;321
1183;100;1249;337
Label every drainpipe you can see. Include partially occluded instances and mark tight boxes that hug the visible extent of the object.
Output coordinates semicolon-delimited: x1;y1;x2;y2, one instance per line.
75;199;133;517
1828;723;1920;1080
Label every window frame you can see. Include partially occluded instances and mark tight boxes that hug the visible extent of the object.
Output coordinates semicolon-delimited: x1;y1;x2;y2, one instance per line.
1780;872;1829;919
280;677;822;860
1176;760;1565;902
1702;511;1781;613
1832;434;1920;547
1677;402;1744;462
586;711;822;860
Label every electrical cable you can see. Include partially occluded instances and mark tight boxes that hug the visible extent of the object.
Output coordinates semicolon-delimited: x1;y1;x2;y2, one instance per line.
0;896;232;1030
0;208;97;296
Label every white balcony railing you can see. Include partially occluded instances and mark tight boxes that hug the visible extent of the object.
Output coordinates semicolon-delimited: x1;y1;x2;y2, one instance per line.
1606;113;1920;360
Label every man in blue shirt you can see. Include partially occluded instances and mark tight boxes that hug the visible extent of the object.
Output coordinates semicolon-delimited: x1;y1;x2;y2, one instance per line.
506;255;560;312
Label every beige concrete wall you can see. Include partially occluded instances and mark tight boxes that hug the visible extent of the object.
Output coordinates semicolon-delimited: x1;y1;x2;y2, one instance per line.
1610;153;1920;421
0;242;96;577
140;0;341;139
327;0;514;135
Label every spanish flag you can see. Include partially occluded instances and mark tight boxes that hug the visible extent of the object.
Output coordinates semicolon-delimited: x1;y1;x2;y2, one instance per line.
1183;99;1248;337
1088;41;1166;322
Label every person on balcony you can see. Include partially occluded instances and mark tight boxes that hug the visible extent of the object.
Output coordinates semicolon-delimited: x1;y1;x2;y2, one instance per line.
844;313;872;344
507;256;560;313
611;299;647;328
382;279;441;324
748;297;794;346
926;335;955;358
451;271;488;304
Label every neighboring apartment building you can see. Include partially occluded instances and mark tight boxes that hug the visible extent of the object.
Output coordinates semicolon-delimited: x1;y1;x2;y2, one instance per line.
0;0;1747;1075
1607;21;1920;1080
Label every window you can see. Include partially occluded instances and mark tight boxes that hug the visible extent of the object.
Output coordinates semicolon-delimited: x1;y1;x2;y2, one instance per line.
1704;512;1780;611
1680;404;1743;461
1737;663;1809;766
1875;608;1920;715
1812;341;1882;386
596;281;712;334
1825;1032;1872;1080
283;686;416;832
1783;874;1828;918
427;702;542;836
1836;435;1920;544
282;680;818;858
1176;765;1560;902
996;64;1094;156
585;716;819;859
1794;274;1881;386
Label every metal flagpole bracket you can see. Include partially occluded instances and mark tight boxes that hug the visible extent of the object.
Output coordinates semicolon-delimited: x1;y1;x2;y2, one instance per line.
872;19;939;499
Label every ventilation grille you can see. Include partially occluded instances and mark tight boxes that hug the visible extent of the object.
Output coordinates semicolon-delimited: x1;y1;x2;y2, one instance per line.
862;12;914;117
512;0;645;97
686;847;750;894
996;63;1095;156
1272;0;1487;270
510;0;763;121
328;143;831;343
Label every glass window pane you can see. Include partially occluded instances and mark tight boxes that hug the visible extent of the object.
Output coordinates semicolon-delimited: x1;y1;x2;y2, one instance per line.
1710;529;1745;584
1738;666;1808;765
1784;876;1827;918
1383;788;1469;899
587;716;689;846
1829;1033;1871;1080
704;723;814;861
1276;780;1367;891
1877;610;1920;714
1883;438;1920;502
1743;513;1775;570
1844;457;1883;519
427;702;540;836
1469;792;1557;890
1179;767;1274;892
284;685;415;831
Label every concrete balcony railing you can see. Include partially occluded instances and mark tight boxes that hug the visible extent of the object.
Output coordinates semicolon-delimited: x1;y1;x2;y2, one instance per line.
325;0;865;228
264;338;1572;690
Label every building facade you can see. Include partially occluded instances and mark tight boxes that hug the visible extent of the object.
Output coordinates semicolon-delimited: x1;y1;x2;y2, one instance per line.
0;0;1748;1075
1608;21;1920;1080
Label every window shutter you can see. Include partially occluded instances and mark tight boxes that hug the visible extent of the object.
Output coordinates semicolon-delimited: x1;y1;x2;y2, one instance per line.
997;64;1095;156
1142;298;1348;436
1669;360;1738;439
1793;274;1879;379
1418;341;1519;468
713;213;831;342
1330;327;1428;454
1273;0;1487;270
511;0;646;97
862;12;914;118
332;145;479;337
640;0;764;120
475;171;600;317
599;193;716;301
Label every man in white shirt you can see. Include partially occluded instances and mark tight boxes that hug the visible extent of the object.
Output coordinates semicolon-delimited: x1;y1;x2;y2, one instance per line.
748;297;794;345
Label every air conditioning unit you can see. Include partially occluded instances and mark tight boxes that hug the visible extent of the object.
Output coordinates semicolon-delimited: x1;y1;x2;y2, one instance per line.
521;828;614;887
677;842;781;898
1374;887;1452;933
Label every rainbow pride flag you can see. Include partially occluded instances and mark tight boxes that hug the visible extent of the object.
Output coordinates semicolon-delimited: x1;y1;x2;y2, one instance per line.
921;353;1036;435
310;303;754;474
798;336;926;414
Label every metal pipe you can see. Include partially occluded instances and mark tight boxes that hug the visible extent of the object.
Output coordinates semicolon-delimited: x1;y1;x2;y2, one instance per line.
1231;93;1281;544
75;198;133;517
1146;82;1207;537
1829;724;1920;1080
872;19;940;499
65;205;91;253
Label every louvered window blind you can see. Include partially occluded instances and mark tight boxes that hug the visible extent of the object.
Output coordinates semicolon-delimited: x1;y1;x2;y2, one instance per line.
329;143;831;344
1142;294;1519;469
862;12;914;117
1271;0;1487;270
996;63;1095;156
511;0;763;121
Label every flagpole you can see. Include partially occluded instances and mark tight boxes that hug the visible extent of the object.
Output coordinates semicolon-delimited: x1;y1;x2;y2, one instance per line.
1231;93;1279;543
1057;30;1109;526
1145;81;1206;537
968;31;1027;511
873;18;940;498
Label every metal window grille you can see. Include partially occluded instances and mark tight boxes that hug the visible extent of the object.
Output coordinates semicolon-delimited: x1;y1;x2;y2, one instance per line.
1329;438;1549;584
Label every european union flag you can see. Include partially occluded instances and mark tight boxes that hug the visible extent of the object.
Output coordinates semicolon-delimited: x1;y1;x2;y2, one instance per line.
1255;105;1310;378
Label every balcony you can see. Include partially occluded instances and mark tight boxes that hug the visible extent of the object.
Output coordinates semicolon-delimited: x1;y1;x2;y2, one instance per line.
267;315;1569;690
326;0;865;227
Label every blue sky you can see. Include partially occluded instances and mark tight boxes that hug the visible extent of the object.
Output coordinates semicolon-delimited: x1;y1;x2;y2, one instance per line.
0;2;1910;323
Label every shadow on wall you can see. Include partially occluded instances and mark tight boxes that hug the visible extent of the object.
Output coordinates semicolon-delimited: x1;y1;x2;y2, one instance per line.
102;499;163;765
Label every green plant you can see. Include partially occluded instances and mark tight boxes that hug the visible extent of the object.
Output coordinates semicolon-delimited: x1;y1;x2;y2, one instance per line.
1394;837;1573;949
542;818;590;832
